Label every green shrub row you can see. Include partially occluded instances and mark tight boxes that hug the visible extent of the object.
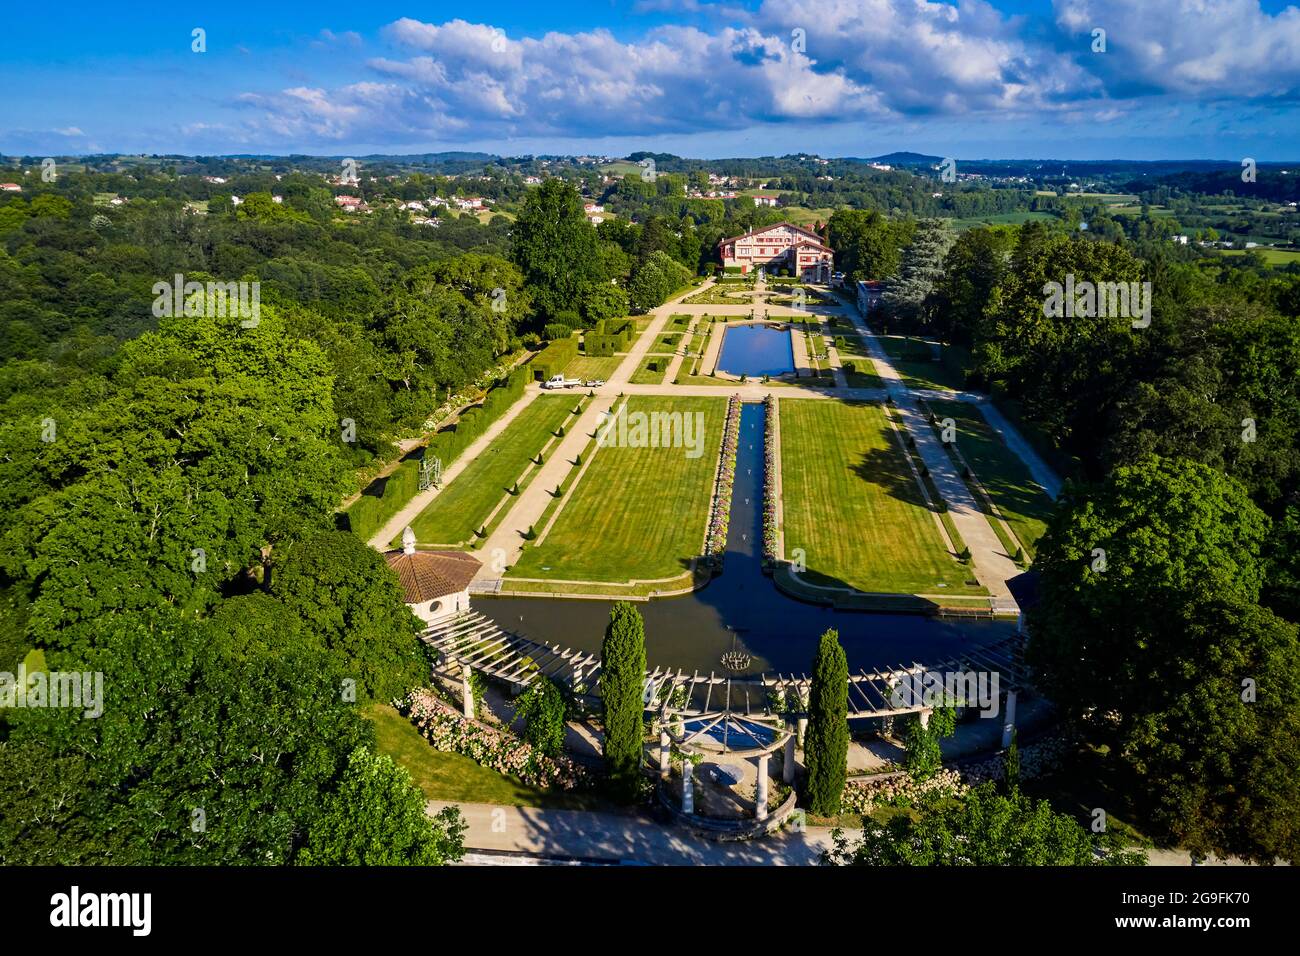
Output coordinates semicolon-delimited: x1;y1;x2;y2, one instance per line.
532;334;579;379
583;318;634;356
345;457;421;540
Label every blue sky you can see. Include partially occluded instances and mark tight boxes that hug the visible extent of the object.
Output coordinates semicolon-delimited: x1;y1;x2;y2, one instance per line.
2;1;1298;159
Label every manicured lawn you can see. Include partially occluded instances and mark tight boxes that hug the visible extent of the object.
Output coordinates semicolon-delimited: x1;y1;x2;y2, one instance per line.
367;704;600;809
927;399;1055;556
509;396;726;583
564;354;624;380
630;355;672;384
877;335;967;392
1020;739;1152;847
779;399;983;595
835;334;887;386
405;395;578;546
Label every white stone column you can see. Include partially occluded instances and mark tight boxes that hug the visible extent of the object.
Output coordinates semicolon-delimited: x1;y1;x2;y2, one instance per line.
682;761;695;815
1001;691;1018;749
756;754;770;822
919;708;930;729
783;735;796;783
659;730;671;779
796;716;808;749
461;663;475;721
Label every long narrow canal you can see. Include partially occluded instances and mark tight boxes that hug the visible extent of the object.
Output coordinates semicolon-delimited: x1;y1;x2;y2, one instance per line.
478;400;1013;674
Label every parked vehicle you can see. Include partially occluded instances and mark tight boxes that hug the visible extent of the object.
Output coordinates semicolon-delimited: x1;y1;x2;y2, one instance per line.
541;374;581;390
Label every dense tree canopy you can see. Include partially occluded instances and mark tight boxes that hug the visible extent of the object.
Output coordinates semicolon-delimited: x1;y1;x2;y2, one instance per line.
825;784;1147;866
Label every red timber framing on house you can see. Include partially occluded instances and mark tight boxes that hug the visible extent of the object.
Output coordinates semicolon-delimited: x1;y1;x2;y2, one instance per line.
717;221;834;282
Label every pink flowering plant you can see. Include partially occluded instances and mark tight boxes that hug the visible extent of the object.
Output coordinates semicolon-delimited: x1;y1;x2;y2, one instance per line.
761;394;779;566
703;394;742;563
401;688;598;792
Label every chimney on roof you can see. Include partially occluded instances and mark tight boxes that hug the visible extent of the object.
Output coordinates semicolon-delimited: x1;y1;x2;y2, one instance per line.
402;527;416;555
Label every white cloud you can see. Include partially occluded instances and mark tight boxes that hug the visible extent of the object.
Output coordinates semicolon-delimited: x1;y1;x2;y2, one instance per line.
1053;0;1300;98
223;2;1298;148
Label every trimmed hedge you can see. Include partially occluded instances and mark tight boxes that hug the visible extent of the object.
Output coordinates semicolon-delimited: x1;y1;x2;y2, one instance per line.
345;457;421;540
532;334;578;380
584;318;634;356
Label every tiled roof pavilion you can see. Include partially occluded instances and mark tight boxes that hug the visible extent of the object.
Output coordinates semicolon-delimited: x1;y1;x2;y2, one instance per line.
383;548;481;604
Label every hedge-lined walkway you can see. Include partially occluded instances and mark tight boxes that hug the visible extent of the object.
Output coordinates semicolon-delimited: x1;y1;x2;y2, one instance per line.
368;388;542;551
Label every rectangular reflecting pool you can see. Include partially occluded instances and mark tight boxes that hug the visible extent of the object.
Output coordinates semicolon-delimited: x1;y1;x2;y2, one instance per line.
716;323;795;377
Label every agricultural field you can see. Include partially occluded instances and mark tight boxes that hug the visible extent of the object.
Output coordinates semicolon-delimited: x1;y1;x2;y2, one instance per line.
508;396;727;584
1220;247;1300;266
404;394;579;547
926;399;1056;558
952;210;1057;231
778;399;983;595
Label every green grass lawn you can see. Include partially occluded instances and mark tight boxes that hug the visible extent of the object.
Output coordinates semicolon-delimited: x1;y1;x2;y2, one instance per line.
876;335;967;392
367;704;601;809
630;355;672;384
832;333;885;387
509;396;726;583
564;354;624;380
405;395;577;546
1020;740;1152;848
779;399;983;595
926;399;1055;557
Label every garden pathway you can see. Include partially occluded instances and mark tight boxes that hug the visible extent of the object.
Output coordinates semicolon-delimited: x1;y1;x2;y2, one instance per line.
367;388;542;551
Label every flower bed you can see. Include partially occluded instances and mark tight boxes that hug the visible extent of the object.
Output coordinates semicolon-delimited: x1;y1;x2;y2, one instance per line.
761;394;779;566
422;358;519;431
401;688;597;792
702;394;741;562
839;734;1071;816
840;769;967;815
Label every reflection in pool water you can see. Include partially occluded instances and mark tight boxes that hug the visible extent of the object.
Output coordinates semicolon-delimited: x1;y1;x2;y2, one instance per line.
481;402;1013;675
716;323;795;377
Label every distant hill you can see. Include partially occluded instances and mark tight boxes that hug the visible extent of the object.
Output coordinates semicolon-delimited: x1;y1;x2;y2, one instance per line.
863;152;944;166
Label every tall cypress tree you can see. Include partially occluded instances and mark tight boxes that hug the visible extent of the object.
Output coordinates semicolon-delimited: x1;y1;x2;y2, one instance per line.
805;628;849;816
601;602;647;801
